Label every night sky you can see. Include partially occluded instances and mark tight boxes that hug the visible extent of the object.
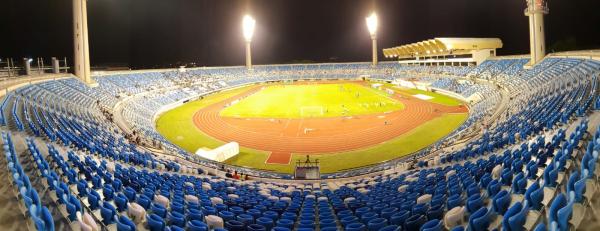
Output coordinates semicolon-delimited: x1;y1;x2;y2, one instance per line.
2;0;599;69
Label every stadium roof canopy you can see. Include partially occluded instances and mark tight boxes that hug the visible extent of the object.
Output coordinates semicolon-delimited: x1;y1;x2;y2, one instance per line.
383;38;503;59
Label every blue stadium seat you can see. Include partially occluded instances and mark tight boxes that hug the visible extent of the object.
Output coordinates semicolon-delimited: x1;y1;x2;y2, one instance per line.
116;215;136;231
492;190;511;214
507;202;527;231
187;220;209;231
468;207;490;231
368;217;388;231
100;202;116;224
147;214;166;231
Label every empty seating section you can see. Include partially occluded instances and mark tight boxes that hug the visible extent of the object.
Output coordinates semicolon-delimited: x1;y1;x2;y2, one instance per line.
430;79;470;95
0;93;12;126
0;57;599;231
467;61;496;77
387;65;472;77
2;132;55;230
478;59;517;80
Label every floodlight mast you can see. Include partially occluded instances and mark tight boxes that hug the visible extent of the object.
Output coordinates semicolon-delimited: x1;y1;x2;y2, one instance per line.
366;12;378;66
243;15;256;69
524;0;549;67
73;0;92;84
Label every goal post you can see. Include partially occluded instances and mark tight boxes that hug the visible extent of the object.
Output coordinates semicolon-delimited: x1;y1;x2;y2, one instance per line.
300;106;324;117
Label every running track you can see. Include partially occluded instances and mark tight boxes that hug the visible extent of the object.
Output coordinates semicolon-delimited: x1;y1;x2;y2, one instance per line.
192;82;468;164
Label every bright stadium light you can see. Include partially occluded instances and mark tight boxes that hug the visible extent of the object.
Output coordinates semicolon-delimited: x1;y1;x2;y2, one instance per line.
366;12;378;38
242;15;256;69
242;15;256;42
366;12;378;66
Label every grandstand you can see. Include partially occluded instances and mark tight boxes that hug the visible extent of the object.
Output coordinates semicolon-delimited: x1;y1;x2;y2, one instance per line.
2;0;600;231
2;53;600;230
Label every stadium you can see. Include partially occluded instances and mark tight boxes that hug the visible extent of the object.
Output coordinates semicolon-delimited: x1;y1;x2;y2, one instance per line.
1;0;600;231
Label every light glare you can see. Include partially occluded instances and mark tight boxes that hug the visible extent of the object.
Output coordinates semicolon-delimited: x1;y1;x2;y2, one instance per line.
366;12;378;36
242;15;256;42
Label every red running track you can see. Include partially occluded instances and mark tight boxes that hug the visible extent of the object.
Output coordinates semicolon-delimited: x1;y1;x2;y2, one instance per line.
192;82;468;164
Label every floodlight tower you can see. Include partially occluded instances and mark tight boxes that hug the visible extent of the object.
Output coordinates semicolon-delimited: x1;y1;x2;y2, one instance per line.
72;0;93;85
366;12;378;66
524;0;549;67
243;15;256;70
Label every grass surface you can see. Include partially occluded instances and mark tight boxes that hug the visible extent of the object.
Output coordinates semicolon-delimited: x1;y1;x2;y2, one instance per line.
220;83;404;118
155;85;271;158
156;81;469;173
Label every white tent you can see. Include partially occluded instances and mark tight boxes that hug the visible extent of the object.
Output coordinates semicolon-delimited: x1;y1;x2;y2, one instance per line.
196;142;240;162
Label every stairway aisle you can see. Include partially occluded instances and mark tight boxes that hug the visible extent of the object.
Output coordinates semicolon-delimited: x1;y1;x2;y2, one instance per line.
0;134;32;231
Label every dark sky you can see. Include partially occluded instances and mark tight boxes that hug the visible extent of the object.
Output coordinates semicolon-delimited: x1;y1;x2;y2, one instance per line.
2;0;599;69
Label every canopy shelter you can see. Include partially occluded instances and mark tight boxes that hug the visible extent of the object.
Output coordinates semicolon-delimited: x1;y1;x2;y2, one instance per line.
383;38;502;59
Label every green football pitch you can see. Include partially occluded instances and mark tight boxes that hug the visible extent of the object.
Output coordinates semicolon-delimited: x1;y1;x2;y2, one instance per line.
156;82;468;173
220;83;404;118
